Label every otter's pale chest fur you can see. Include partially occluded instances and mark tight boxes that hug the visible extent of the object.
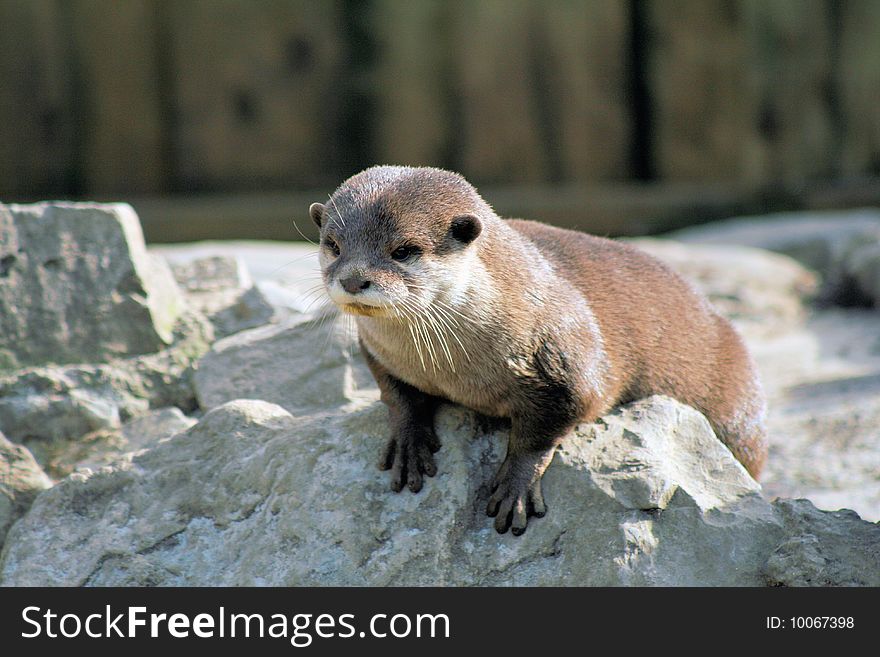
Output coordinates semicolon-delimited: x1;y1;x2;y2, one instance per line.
355;255;607;419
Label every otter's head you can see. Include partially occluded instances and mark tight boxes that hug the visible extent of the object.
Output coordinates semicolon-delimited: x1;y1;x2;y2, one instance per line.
309;166;487;318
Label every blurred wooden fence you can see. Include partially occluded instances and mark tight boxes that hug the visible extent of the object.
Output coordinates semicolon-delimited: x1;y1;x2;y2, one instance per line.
1;0;879;202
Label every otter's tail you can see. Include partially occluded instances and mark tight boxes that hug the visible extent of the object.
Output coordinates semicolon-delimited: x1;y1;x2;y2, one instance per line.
704;319;769;478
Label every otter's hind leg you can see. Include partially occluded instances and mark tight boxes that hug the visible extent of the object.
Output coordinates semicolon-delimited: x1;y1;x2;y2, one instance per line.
362;343;442;493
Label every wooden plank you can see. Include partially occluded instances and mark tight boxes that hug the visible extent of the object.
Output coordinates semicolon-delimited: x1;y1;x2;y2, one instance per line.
837;0;880;176
745;0;835;184
647;0;836;185
66;0;166;195
166;0;345;191
0;0;75;198
447;0;550;183
371;0;451;169
371;0;631;182
646;0;757;182
530;0;631;181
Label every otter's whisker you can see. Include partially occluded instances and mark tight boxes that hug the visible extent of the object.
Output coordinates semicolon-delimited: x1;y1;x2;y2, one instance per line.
313;311;336;357
406;284;477;327
328;194;345;228
404;286;478;359
409;301;439;373
291;217;318;245
426;304;467;366
301;292;333;315
404;315;427;371
421;304;455;371
400;298;440;373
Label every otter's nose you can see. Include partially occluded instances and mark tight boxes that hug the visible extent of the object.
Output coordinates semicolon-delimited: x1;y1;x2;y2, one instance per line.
340;275;371;294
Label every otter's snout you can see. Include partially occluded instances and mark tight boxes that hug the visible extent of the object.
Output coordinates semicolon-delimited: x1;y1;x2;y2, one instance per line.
340;274;371;294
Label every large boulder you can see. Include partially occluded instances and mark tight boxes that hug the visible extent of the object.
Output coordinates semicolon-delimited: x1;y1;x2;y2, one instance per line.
2;395;877;587
0;217;293;480
0;202;185;371
0;431;51;547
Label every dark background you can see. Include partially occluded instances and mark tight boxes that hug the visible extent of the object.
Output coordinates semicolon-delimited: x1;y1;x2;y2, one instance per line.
2;0;879;241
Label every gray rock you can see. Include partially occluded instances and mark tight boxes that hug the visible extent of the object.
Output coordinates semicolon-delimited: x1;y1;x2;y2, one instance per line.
171;255;252;293
0;311;212;476
0;432;51;547
575;398;760;512
766;499;880;586
170;255;276;338
2;394;876;587
0;202;185;371
848;240;880;304
151;241;323;320
194;313;378;414
669;210;880;305
205;286;276;339
121;407;197;452
60;407;198;476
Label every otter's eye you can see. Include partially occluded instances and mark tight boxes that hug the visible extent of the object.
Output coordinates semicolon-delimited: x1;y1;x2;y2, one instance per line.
323;237;341;257
391;245;419;261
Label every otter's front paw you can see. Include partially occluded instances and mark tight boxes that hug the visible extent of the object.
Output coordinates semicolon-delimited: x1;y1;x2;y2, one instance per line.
379;429;441;493
486;456;548;535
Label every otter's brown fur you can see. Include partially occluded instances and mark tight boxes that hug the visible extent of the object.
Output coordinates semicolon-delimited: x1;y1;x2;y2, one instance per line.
310;166;767;535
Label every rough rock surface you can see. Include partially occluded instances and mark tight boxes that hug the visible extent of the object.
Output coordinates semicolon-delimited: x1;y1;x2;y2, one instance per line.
0;311;212;475
120;407;197;452
2;395;876;587
0;431;51;547
0;202;184;370
766;499;880;587
193;314;377;414
52;407;198;477
170;255;275;338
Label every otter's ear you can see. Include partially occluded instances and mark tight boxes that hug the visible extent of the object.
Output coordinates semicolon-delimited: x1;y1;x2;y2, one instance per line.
449;214;482;244
309;202;326;228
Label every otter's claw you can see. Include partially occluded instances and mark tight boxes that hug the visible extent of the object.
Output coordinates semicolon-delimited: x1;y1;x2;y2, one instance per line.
486;457;548;535
379;430;440;493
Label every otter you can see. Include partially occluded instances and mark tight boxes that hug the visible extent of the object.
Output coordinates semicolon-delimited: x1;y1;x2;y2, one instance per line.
309;166;767;535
